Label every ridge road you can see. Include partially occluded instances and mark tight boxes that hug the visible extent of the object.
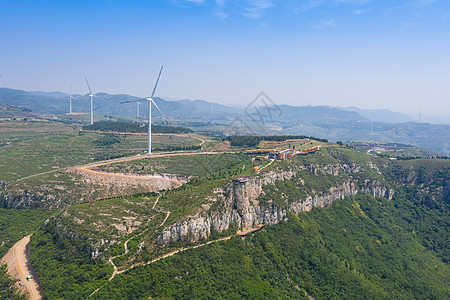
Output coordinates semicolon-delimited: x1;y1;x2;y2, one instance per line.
1;235;42;300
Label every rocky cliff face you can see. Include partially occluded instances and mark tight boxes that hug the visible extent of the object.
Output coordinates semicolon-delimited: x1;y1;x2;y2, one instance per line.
0;169;185;209
1;189;54;208
306;163;362;175
156;167;391;245
361;180;394;200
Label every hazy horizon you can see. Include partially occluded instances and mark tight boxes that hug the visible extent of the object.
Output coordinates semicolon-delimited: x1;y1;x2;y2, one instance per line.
1;0;449;116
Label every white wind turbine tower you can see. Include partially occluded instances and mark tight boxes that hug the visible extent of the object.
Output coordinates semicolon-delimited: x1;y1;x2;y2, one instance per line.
85;77;102;125
122;66;168;154
68;86;80;114
136;101;144;118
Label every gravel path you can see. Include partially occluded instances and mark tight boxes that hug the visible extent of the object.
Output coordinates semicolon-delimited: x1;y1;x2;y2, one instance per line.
1;235;42;300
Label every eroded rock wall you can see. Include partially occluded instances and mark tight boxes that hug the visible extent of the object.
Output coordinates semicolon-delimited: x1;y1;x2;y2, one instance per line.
156;167;388;245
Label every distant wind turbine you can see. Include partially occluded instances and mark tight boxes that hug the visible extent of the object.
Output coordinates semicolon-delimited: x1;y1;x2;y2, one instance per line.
84;77;99;125
136;101;144;118
121;66;169;154
69;86;80;114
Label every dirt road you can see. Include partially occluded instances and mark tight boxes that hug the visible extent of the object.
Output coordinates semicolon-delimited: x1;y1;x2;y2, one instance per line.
1;235;42;300
72;151;222;189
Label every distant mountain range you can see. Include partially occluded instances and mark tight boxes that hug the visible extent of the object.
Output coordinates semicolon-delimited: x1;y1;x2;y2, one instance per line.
0;87;240;121
1;87;449;155
341;106;415;123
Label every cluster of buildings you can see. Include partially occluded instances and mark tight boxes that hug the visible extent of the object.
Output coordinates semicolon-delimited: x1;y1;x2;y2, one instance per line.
235;145;322;184
247;145;321;161
268;148;296;160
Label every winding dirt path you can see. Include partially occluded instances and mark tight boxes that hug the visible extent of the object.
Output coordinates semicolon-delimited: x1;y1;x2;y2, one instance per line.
106;196;171;282
120;224;265;274
87;224;265;299
1;235;42;300
72;151;220;183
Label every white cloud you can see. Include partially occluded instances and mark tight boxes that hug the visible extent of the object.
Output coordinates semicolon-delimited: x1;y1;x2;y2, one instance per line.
354;9;366;15
216;0;226;8
336;0;370;4
312;18;337;29
293;0;325;14
214;0;227;19
185;0;206;4
242;0;274;19
214;11;228;19
413;0;439;6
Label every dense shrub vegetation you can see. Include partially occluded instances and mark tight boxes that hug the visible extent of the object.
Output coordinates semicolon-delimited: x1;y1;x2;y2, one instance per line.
92;193;449;299
83;121;193;134
93;133;124;147
0;209;49;300
0;208;50;257
30;180;449;299
224;135;328;147
30;223;112;300
0;264;26;300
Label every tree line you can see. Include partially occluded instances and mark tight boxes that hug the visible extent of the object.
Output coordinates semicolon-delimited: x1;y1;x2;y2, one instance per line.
83;121;194;134
224;135;328;147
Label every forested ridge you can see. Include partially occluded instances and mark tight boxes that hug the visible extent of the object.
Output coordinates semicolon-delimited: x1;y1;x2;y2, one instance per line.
0;264;26;300
0;209;50;300
89;192;448;300
83;121;193;134
225;135;328;147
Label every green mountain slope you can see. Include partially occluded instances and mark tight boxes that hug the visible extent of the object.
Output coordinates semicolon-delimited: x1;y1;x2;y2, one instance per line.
27;146;449;299
92;194;449;299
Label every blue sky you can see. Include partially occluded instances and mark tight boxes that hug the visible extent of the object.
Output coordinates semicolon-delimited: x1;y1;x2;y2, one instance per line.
1;0;449;115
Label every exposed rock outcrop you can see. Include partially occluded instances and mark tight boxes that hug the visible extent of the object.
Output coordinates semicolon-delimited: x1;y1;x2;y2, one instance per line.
361;180;394;200
1;189;49;208
290;182;358;214
306;163;361;175
73;169;184;194
0;170;185;209
156;170;385;245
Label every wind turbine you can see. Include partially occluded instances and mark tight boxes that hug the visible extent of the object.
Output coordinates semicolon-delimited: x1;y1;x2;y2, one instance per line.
68;86;80;114
84;77;99;125
136;101;144;118
121;66;169;154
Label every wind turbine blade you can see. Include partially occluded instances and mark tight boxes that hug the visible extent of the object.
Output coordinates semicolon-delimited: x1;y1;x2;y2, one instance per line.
81;99;89;112
150;65;163;98
151;99;169;124
85;77;93;94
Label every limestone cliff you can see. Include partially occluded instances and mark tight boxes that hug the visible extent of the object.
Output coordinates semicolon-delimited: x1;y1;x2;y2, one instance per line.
156;167;391;245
